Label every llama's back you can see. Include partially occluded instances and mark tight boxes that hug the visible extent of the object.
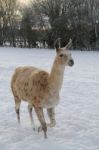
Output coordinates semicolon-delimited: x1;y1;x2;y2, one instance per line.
11;66;49;104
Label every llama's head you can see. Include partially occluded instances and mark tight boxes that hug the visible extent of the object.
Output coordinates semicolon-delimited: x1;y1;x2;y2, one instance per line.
54;38;74;67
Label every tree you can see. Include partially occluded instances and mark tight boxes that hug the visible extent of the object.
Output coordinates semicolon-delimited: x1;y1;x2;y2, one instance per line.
0;0;19;46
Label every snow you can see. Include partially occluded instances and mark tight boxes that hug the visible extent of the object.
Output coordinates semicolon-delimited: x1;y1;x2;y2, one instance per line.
0;47;99;150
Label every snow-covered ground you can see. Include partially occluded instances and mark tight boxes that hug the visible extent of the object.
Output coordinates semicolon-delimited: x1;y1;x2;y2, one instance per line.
0;47;99;150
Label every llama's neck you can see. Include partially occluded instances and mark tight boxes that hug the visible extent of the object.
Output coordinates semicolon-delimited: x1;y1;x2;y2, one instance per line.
49;58;65;93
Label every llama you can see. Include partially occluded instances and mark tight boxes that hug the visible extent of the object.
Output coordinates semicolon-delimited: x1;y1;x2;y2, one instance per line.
11;38;74;138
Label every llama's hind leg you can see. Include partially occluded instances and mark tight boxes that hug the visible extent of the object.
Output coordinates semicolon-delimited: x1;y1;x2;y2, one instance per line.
47;108;56;127
34;107;47;138
14;96;21;124
28;104;35;131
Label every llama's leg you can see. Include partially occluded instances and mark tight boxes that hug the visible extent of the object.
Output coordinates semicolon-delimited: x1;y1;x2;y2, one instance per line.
47;108;56;127
34;107;47;138
28;104;35;131
14;96;21;124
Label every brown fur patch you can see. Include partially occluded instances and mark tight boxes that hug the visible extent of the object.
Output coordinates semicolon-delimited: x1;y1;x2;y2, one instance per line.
33;97;41;107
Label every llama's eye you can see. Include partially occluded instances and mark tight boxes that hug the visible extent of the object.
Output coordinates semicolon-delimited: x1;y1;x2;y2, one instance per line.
59;54;64;57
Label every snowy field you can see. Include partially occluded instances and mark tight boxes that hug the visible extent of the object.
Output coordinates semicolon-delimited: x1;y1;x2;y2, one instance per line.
0;47;99;150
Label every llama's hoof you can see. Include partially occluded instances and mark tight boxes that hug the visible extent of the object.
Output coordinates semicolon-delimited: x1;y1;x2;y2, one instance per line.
47;122;56;128
38;126;42;132
33;127;36;131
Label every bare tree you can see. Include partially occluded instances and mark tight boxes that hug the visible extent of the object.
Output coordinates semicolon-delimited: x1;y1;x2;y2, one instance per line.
0;0;19;46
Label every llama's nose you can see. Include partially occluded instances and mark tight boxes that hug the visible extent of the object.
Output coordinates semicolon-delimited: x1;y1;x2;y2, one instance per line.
68;59;74;66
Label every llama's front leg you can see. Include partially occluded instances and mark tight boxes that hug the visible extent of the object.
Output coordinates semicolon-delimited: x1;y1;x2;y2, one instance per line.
14;96;21;124
34;107;47;139
28;104;35;131
47;108;56;127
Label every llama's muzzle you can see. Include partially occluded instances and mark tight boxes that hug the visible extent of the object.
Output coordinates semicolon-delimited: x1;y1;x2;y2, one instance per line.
68;59;74;66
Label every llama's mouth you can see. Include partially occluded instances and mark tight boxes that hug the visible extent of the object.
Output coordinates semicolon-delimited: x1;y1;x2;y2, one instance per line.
68;59;74;66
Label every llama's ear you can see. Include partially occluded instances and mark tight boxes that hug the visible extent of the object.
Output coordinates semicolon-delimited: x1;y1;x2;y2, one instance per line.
54;38;61;53
65;39;72;49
